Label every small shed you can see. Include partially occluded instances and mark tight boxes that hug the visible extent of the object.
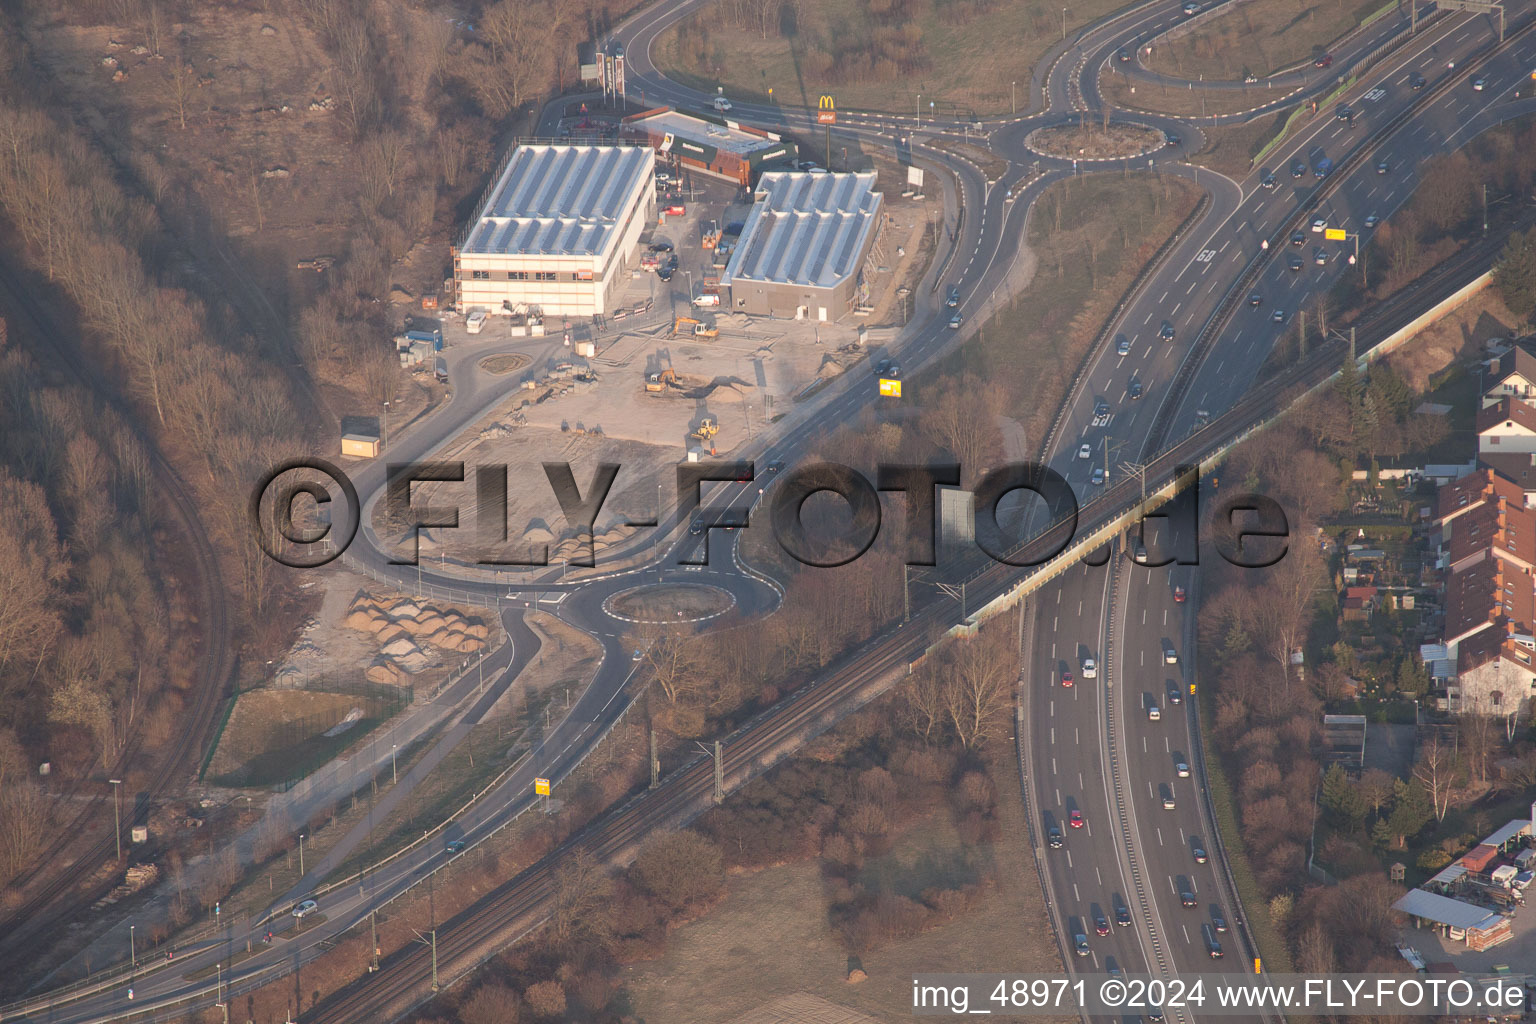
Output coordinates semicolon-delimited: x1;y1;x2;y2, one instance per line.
342;432;381;459
1461;844;1501;874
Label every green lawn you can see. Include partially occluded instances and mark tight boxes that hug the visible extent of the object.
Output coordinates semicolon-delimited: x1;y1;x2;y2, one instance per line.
652;0;1139;116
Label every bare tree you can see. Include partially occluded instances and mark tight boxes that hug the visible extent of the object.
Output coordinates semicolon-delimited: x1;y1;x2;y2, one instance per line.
636;625;701;703
1412;732;1459;823
942;628;1014;750
164;63;196;130
548;850;613;950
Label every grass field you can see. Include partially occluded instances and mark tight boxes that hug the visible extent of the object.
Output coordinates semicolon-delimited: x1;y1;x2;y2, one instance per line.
1191;109;1292;176
1145;0;1390;80
652;0;1136;116
622;746;1069;1023
1099;66;1292;116
207;688;406;789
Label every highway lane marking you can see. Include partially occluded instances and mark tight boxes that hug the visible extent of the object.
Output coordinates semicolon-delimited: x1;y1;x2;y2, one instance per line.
1156;828;1164;846
1074;883;1082;901
1051;727;1056;744
1170;302;1181;316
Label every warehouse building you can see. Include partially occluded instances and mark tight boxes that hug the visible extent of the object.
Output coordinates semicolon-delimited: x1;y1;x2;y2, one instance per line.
454;144;655;318
719;171;882;321
621;107;795;186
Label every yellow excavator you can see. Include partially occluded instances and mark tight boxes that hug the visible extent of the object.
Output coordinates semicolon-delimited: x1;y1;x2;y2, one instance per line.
644;368;678;393
673;315;718;340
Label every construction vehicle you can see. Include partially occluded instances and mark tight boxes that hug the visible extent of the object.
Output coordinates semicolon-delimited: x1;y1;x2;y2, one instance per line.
701;220;721;249
691;416;720;454
645;368;678;393
673;315;717;339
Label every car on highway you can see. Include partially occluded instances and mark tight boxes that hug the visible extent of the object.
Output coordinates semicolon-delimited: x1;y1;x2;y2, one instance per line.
1472;76;1487;90
1211;905;1228;931
1092;399;1113;426
1181;0;1200;12
1128;378;1143;400
1315;157;1333;178
1091;466;1106;485
1073;929;1091;956
293;899;319;918
1048;823;1064;848
948;313;963;329
887;362;902;377
1290;230;1306;246
633;648;644;661
1147;1006;1165;1022
1290;159;1305;178
1173;584;1186;603
1147;703;1161;721
1192;840;1208;864
445;839;466;854
1078;443;1092;460
1107;958;1124;978
1132;538;1147;561
1335;104;1351;121
1249;292;1262;307
1364;213;1380;228
1061;670;1074;688
1117;337;1132;356
1272;308;1286;323
1205;923;1225;958
1167;682;1182;705
1314;247;1329;265
1165;132;1181;146
1412;74;1426;89
1093;908;1111;935
1082;658;1098;679
1288;254;1304;271
1176;761;1191;778
1117;46;1131;62
1163;643;1179;665
1311;217;1326;232
874;358;891;375
1069;808;1085;828
1179;884;1197;907
688;519;704;536
946;285;961;307
1162;786;1176;810
1377;160;1389;174
1314;52;1333;67
1114;898;1132;927
765;460;784;474
713;95;733;112
1159;321;1175;340
1261;173;1275;189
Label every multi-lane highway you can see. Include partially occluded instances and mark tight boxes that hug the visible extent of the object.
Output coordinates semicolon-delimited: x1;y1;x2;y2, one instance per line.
11;0;1536;1019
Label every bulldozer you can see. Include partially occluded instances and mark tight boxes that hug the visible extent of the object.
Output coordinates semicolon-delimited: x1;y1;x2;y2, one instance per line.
691;416;720;455
644;368;678;393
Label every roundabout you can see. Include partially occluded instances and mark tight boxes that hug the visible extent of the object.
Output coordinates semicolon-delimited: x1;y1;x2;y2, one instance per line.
1024;121;1167;160
602;581;737;624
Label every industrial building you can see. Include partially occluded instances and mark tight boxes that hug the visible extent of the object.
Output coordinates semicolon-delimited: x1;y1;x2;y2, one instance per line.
719;171;883;321
621;107;795;186
454;144;655;318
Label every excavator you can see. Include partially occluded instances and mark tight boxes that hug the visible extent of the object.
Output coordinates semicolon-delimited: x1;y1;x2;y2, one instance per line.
673;315;718;340
644;368;678;393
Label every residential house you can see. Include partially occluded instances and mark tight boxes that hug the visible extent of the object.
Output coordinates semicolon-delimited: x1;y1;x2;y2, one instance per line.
1481;340;1536;410
1477;398;1536;457
1342;586;1379;622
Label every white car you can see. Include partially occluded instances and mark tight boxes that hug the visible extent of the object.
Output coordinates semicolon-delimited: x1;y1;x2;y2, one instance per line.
1364;214;1379;229
713;96;733;112
1078;443;1092;460
1148;704;1161;721
1311;217;1326;232
293;899;319;918
1176;762;1191;778
1082;658;1098;679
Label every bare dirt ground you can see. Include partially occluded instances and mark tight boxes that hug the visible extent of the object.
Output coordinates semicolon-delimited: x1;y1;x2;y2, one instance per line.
1383;287;1523;392
607;583;735;621
1028;123;1165;160
622;749;1066;1024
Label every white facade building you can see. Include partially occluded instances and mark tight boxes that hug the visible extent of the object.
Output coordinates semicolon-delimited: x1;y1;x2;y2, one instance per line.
454;144;655;318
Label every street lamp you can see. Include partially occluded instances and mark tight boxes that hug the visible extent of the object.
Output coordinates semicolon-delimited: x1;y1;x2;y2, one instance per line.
1062;6;1068;40
1012;80;1017;115
108;778;122;863
130;923;136;968
391;743;398;785
297;833;305;876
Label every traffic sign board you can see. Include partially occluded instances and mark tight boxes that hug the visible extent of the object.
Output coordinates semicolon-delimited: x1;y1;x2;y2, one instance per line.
1324;227;1346;241
534;777;551;796
879;378;902;397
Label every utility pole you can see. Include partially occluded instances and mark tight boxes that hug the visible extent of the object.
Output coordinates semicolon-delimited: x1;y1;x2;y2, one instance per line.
903;564;911;622
1299;309;1307;357
1483;184;1489;233
696;741;725;803
1061;6;1068;40
649;728;660;789
109;779;123;862
1350;326;1356;365
370;910;379;972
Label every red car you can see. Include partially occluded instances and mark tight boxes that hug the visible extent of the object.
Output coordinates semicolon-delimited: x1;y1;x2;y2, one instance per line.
1061;671;1074;688
1069;809;1085;829
664;204;686;216
1173;585;1186;603
1314;53;1333;67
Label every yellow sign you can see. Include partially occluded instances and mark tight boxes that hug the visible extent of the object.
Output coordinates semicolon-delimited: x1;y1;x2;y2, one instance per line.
1254;958;1262;974
534;777;551;796
878;378;902;397
1189;682;1197;694
1324;228;1347;241
817;94;837;125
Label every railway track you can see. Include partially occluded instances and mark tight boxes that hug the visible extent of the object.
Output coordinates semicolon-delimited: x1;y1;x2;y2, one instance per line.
0;258;236;978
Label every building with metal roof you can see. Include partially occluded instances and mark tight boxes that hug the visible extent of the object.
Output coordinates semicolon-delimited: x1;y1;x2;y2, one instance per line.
1392;889;1502;932
621;106;796;186
719;171;883;321
454;144;655;317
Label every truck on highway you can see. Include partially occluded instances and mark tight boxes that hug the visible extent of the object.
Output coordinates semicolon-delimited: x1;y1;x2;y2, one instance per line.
1314;157;1333;178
